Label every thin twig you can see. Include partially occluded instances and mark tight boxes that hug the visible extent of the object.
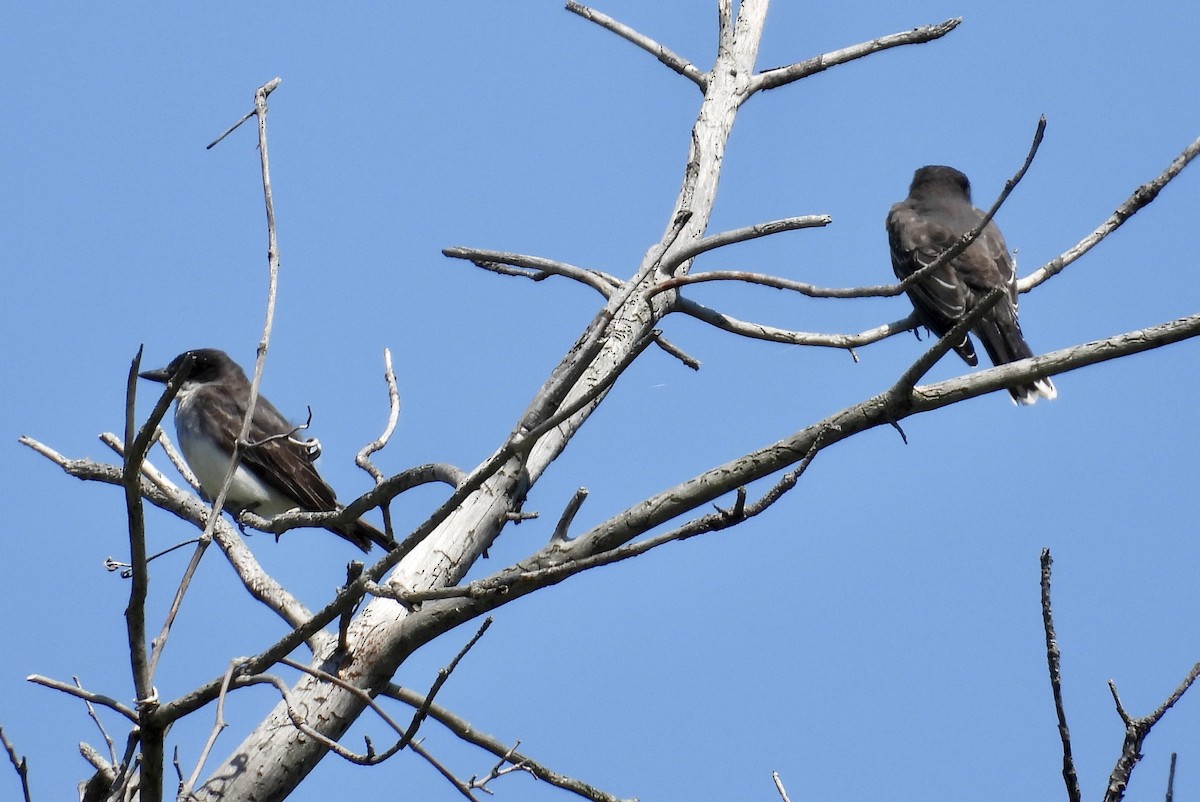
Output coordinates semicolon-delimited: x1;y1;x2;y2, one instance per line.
657;215;832;275
773;771;792;802
551;489;589;543
267;656;419;763
675;299;917;348
887;288;1005;399
97;434;319;640
121;346;188;721
565;1;707;89
147;540;210;679
25;675;137;722
469;741;532;792
235;621;492;775
180;660;240;798
156;429;201;491
1104;662;1200;802
75;676;117;766
651;332;701;369
402;619;494;749
242;406;317;452
146;77;285;693
752;18;962;93
655;268;896;300
237;462;466;536
356;347;401;483
443;246;700;370
381;685;633;802
235;672;380;763
1020;129;1200;292
443;247;620;297
1040;550;1082;802
206;107;255;149
0;727;31;802
408;739;481;801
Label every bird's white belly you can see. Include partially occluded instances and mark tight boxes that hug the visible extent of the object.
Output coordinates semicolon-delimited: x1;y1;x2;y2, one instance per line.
175;416;296;517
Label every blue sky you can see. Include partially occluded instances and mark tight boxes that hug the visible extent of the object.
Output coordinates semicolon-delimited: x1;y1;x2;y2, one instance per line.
3;2;1199;800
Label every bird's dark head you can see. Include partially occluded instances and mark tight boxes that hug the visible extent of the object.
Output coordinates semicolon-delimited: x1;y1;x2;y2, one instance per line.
139;348;237;386
909;165;971;202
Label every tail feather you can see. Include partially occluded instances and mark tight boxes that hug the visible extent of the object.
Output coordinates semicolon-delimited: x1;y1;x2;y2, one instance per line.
950;334;978;367
976;302;1057;406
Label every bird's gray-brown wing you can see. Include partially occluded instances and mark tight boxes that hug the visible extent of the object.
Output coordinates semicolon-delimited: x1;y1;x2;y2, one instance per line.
190;384;393;551
963;220;1041;370
886;200;978;365
191;383;338;512
975;218;1019;304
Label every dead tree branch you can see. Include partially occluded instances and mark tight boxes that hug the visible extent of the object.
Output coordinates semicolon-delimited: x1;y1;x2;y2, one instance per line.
1040;550;1083;802
566;1;707;88
0;726;31;802
381;684;634;802
1104;664;1200;802
25;675;137;722
752;18;962;93
1020;130;1200;292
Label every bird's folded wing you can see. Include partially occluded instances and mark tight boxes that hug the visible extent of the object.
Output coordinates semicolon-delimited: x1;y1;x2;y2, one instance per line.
193;384;339;511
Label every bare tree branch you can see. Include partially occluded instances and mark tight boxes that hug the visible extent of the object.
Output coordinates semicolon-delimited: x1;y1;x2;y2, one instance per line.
377;311;1200;647
1040;550;1083;802
1104;663;1200;802
442;247;700;368
751;17;962;93
443;246;621;297
76;676;118;769
551;488;589;543
154;428;201;492
25;675;137;722
469;742;534;794
396;618;493;755
17;5;1185;799
407;739;481;801
1020;130;1200;292
179;661;239;798
658;214;832;274
675;298;917;348
89;435;322;644
118;347;184;794
887;288;1005;396
188;8;776;793
0;726;31;802
772;771;792;802
566;1;707;88
380;684;634;802
356;347;401;484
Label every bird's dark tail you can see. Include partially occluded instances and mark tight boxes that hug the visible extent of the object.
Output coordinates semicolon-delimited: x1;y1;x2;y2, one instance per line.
976;300;1057;406
330;518;395;553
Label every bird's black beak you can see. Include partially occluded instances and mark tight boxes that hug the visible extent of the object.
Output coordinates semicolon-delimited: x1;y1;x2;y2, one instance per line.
139;366;171;383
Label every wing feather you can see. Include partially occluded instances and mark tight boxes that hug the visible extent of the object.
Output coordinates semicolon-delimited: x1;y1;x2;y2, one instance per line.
191;384;338;512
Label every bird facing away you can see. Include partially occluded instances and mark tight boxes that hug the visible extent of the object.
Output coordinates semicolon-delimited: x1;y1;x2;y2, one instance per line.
139;349;392;552
886;165;1057;405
